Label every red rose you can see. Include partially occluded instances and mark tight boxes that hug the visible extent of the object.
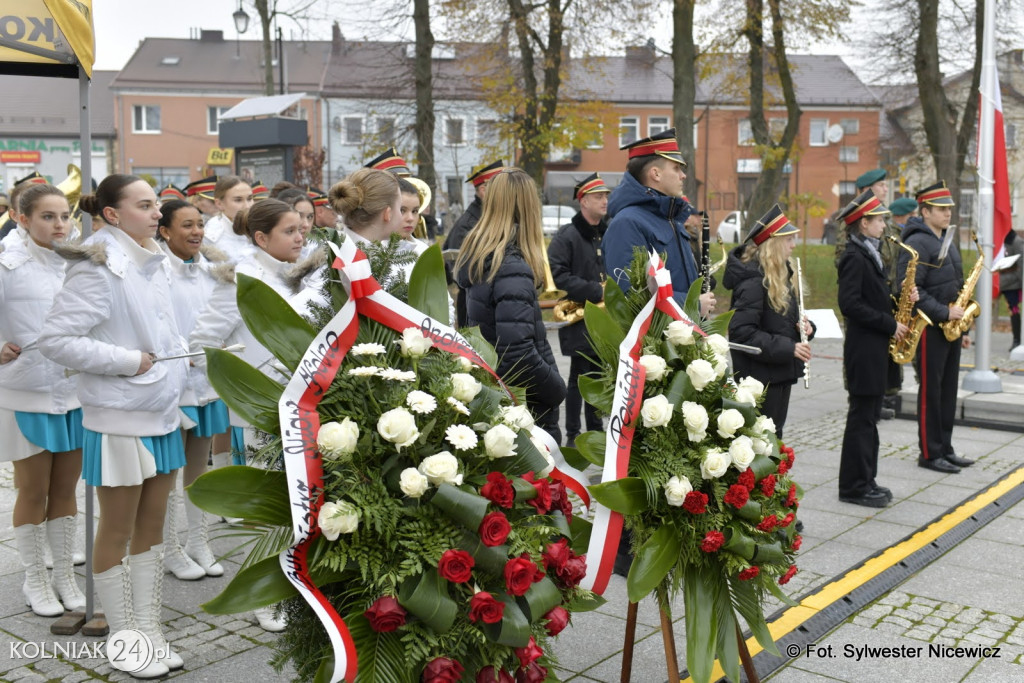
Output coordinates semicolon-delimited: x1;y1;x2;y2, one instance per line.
779;565;798;585
364;595;407;633
522;472;551;514
737;468;755;492
476;666;514;683
438;549;475;583
700;530;725;553
760;474;777;498
723;484;750;508
682;491;708;514
479;511;512;547
781;513;795;528
468;591;505;624
423;657;464;683
738;566;760;581
504;556;538;596
785;483;798;507
542;538;571;571
756;514;779;532
515;662;548;683
556;554;587;588
543;605;570;636
515;636;543;668
790;534;802;551
549;481;573;520
777;458;790;475
481;472;516;509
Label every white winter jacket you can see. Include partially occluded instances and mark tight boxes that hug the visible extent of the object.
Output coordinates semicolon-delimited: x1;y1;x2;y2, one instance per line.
0;237;81;414
203;213;252;264
39;226;188;436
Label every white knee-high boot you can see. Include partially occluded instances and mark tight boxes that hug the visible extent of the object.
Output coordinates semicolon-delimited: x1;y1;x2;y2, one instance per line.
163;478;204;580
129;544;183;671
93;558;169;679
41;517;85;568
46;515;86;611
14;522;63;617
183;494;224;576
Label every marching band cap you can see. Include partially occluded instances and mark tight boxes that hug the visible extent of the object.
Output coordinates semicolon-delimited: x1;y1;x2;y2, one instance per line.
251;181;270;201
916;180;955;207
838;189;890;226
620;127;687;168
365;147;411;176
158;184;185;202
14;171;47;187
855;168;886;190
467;160;504;186
185;175;217;199
574;172;611;201
888;197;918;216
307;186;330;207
746;204;799;245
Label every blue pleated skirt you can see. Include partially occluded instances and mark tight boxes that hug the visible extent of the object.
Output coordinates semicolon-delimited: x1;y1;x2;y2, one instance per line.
82;428;186;487
231;426;247;465
181;400;230;438
15;408;84;453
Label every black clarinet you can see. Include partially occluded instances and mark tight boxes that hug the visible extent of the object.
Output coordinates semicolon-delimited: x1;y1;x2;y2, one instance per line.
700;210;711;294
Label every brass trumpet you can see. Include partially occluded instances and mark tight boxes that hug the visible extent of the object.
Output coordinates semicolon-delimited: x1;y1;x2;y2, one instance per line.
553;282;606;324
406;176;432;240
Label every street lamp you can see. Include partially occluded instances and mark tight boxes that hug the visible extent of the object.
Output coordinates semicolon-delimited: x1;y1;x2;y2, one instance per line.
233;2;250;57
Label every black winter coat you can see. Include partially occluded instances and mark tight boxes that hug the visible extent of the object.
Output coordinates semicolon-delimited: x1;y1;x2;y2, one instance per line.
723;245;815;385
897;216;964;326
838;237;898;396
457;244;567;422
548;212;606;356
443;197;482;251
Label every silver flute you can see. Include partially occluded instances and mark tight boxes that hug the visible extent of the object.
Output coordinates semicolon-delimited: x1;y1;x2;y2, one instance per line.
795;257;809;389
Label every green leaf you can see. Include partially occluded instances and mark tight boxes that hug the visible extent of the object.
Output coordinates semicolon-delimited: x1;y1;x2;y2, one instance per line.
493;430;549;477
700;307;734;337
204;555;297;613
722;524;755;561
459;326;498;369
712;575;741;683
482;595;531;647
578;374;613;415
407;244;450;326
398;568;457;633
313;655;334;683
236;273;316;373
748;454;777;481
584;302;626;357
565;590;606;613
626;524;681;602
205;348;284;434
573;430;605;467
661;338;682;366
557;445;591;472
588;477;650;515
516;576;562;622
735;499;763;522
682;278;704;323
729;576;781;656
187;466;291;526
665;369;696;408
429;483;489;530
765;578;800;607
751;540;785;565
459;530;510;574
568;515;592;555
720;397;757;427
603;279;634;331
348;612;414;683
467;385;505;425
683;569;716;683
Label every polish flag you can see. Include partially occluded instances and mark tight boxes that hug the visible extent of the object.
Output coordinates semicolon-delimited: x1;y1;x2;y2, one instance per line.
985;63;1013;298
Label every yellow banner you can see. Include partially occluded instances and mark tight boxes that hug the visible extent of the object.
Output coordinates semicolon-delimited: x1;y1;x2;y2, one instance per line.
0;0;94;77
207;148;234;166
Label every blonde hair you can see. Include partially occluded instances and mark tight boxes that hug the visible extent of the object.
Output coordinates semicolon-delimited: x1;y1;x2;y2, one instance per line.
740;237;805;315
456;168;545;288
328;168;399;232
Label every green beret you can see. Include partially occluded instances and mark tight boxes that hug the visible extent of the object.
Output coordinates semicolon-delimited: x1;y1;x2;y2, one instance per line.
889;197;918;216
855;168;886;189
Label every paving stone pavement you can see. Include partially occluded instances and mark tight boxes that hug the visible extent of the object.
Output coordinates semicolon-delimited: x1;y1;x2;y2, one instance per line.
1;330;1023;682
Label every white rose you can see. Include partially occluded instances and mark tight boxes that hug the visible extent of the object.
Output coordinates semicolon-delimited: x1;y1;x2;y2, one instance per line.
681;401;709;442
450;373;483;403
500;405;535;431
533;437;555;477
397;327;433;358
686;358;716;391
700;448;732;479
317;418;359;459
351;342;386;356
445;424;479;451
664;320;696;346
458;355;474;371
713;357;728;379
751;436;772;456
753;415;777;436
377;407;420;450
729;435;756;471
733;387;757;406
318;500;359;540
399;467;430;498
640;394;674;428
717;408;745;438
663;475;693;507
418;451;460;485
738;376;765;399
639;354;668;382
406;390;437;415
484;424;518;459
706;334;730;357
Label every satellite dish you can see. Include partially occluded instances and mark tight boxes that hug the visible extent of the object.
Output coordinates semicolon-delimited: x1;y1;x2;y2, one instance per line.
826;124;845;144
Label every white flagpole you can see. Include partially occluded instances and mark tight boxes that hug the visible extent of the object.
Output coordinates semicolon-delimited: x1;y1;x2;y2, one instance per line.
962;0;1002;392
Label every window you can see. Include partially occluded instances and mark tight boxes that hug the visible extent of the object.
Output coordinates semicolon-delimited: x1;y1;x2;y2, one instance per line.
207;106;231;135
1006;122;1018;149
342;117;363;145
445;118;465;146
959;188;975;223
377;117;396;145
769;118;787;143
693;122;699;149
132;105;160;133
619;116;639;147
738;119;755;146
584;123;604;149
130;167;188;188
477;119;501;149
841;118;860;135
648;115;670;137
839;146;859;163
809;118;828;146
446;177;463;209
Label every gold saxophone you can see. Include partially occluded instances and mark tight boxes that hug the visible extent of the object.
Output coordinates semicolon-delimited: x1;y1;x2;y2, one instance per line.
939;230;983;341
888;237;933;364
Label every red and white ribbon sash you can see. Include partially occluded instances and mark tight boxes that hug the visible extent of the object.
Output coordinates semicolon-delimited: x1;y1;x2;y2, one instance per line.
581;252;704;595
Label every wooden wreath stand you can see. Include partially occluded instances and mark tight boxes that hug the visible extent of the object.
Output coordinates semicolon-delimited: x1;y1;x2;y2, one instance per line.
619;587;760;683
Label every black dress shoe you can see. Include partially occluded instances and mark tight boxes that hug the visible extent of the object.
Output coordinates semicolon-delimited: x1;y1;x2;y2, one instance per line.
873;485;893;501
918;458;961;474
839;490;890;508
944;453;975;467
